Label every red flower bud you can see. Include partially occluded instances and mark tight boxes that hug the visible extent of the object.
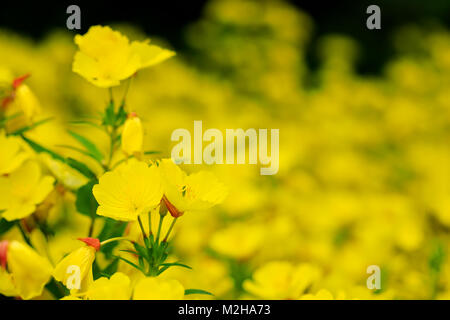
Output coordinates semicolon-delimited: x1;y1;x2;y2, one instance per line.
0;240;9;269
12;73;30;89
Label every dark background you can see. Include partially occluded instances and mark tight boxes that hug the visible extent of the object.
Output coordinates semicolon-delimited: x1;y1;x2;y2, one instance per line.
0;0;449;74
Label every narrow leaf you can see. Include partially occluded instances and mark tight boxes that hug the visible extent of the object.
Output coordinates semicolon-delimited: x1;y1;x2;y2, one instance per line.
184;289;214;296
68;130;103;162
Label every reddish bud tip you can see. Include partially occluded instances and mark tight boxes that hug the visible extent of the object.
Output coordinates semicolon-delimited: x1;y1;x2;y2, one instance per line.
0;241;9;269
12;73;30;89
128;112;138;119
77;237;101;251
163;195;184;218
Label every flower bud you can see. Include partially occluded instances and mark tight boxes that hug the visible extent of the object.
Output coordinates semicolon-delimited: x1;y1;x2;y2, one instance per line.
0;241;8;269
121;112;143;156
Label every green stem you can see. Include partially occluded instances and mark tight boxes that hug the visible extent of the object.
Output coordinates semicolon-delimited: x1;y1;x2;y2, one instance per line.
108;88;114;104
148;211;153;236
138;216;147;239
162;218;177;243
121;77;133;107
88;217;96;237
17;221;32;247
156;214;165;244
100;237;131;246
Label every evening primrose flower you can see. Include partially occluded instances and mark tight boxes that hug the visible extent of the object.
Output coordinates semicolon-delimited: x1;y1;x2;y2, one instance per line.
133;277;185;300
85;272;132;300
0;160;55;221
121;112;143;156
73;25;175;87
243;261;321;300
93;159;162;221
158;158;227;218
0;240;53;300
53;238;100;292
0;131;29;175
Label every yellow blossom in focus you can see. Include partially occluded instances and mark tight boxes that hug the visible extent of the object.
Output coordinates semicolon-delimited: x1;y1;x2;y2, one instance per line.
0;160;55;221
73;25;175;87
0;240;53;300
133;277;185;300
93;159;163;221
85;272;132;300
121;112;143;156
0;131;29;175
243;261;321;299
159;158;227;217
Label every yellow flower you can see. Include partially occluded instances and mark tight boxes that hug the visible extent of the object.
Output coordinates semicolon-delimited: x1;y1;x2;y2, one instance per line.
0;131;29;175
53;238;99;292
0;240;53;300
159;158;227;217
133;277;185;300
2;74;41;131
73;25;175;87
93;159;162;221
0;160;55;221
85;272;132;300
210;223;264;260
121;112;143;156
243;261;321;300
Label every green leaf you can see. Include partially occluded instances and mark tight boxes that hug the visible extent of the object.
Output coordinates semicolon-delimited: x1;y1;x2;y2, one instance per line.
69;120;105;132
68;130;103;162
66;157;97;180
102;101;115;126
56;144;102;164
114;255;144;273
184;289;214;296
0;218;15;235
133;242;150;260
98;220;127;258
102;258;119;278
21;135;65;162
10;117;53;135
75;180;98;218
115;105;127;127
22;135;97;180
0;112;22;127
144;151;161;155
157;262;192;275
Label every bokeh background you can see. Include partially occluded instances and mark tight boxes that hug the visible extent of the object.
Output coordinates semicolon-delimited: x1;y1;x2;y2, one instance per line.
1;0;450;299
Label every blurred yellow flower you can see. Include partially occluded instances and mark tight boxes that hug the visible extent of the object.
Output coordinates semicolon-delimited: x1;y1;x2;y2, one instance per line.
299;289;335;300
133;277;185;300
0;240;53;300
159;158;227;217
93;159;163;221
85;272;132;300
121;112;143;156
210;223;264;260
73;25;175;87
0;131;29;175
0;160;55;221
243;261;321;299
40;153;88;190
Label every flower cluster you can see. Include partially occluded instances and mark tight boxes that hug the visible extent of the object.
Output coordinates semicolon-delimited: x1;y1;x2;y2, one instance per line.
1;0;450;300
